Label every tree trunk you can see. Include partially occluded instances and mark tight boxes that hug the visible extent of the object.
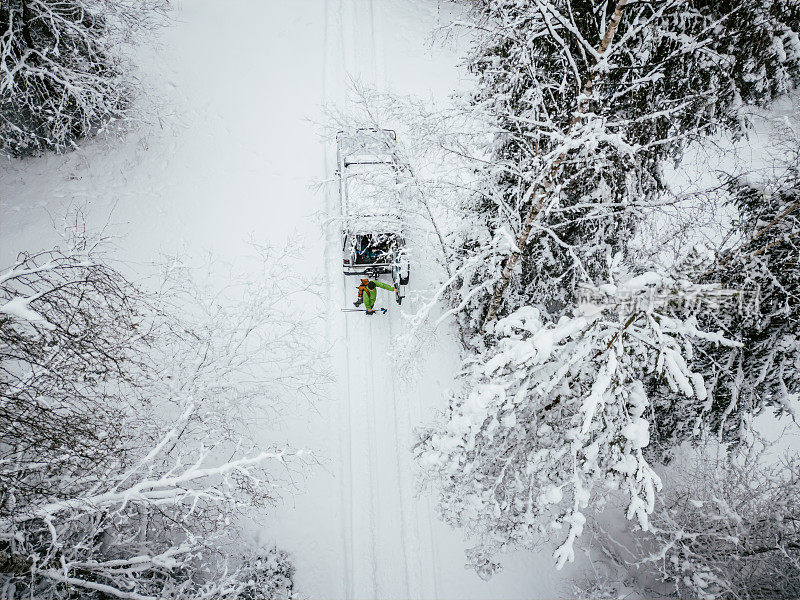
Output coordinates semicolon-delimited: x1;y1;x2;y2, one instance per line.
21;0;35;49
480;0;629;333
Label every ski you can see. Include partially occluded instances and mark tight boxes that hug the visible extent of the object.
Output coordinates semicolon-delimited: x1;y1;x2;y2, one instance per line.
341;307;388;314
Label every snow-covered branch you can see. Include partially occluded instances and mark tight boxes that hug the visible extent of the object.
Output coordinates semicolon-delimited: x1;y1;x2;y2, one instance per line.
417;275;742;575
582;440;800;599
1;0;166;156
1;232;312;599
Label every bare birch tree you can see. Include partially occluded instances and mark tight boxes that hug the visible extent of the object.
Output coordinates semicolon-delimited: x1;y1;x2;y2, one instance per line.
0;227;324;598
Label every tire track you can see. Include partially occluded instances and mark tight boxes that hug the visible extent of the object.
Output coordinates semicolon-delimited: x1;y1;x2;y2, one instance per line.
387;308;416;598
343;275;380;599
321;1;353;597
366;318;381;598
369;0;424;594
340;273;355;600
334;1;443;597
325;1;362;597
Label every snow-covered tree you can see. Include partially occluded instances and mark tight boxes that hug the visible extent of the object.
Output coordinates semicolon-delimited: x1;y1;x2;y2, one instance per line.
451;0;800;335
0;229;321;598
0;237;151;514
582;440;800;599
238;547;297;600
644;122;800;456
414;0;800;575
417;274;741;577
0;0;164;157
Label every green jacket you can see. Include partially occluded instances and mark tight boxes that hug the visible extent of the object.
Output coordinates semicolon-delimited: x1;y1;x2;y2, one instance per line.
363;280;395;309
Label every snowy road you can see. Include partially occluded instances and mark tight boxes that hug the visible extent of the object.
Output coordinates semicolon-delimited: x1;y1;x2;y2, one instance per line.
1;1;576;597
323;3;440;597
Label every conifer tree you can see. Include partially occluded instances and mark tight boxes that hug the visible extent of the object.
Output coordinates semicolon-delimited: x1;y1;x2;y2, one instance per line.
651;148;800;454
452;0;800;335
419;0;800;574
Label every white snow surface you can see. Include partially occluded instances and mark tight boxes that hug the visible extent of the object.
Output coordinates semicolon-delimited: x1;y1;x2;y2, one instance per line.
622;418;650;450
0;296;55;329
1;1;579;598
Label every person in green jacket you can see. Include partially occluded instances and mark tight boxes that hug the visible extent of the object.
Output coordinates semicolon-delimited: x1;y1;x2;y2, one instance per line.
353;279;396;314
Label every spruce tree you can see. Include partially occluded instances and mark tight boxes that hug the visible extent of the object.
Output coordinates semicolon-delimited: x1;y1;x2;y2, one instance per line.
651;153;800;454
420;0;800;574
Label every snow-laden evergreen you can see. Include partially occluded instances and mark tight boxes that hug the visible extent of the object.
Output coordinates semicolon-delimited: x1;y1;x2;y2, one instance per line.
417;274;742;576
452;0;800;336
689;144;799;445
415;0;800;575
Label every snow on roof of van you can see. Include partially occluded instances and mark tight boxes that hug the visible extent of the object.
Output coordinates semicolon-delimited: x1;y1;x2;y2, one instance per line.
338;129;396;166
342;165;402;234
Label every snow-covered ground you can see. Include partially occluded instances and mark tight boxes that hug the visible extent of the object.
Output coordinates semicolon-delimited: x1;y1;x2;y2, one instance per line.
1;1;582;598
